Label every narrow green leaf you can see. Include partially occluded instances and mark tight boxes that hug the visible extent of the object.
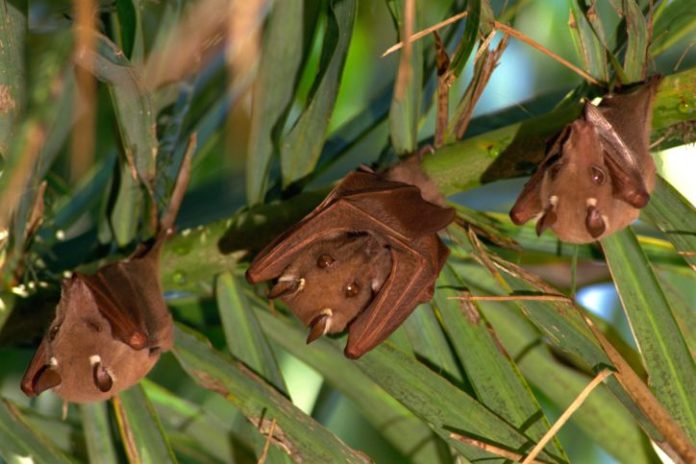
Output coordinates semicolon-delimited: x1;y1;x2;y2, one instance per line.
172;324;371;463
622;0;648;83
110;161;144;247
83;33;158;186
216;272;288;393
257;310;453;464
450;0;480;77
567;0;608;82
388;0;423;155
0;399;72;463
481;298;658;464
114;0;138;59
281;0;356;186
642;176;696;271
602;228;696;442
0;0;25;153
402;305;464;383
651;0;696;56
246;0;304;205
114;385;178;463
80;402;119;464
354;343;559;462
143;380;245;463
434;265;567;461
447;256;658;464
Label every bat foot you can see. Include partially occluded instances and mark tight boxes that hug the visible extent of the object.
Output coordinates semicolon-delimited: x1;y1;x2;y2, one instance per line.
306;310;332;344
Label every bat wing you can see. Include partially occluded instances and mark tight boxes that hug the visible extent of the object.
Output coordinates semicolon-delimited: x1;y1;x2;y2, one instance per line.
584;102;651;208
79;258;165;350
344;235;447;358
21;338;60;397
508;131;564;225
247;172;454;283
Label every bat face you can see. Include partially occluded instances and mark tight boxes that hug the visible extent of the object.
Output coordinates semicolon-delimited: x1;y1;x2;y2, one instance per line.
247;167;455;358
267;233;392;342
21;145;192;403
21;248;174;403
510;78;659;243
22;275;163;403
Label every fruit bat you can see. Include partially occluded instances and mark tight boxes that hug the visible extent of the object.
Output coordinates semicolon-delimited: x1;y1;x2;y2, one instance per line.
509;77;661;243
246;166;455;359
21;152;192;403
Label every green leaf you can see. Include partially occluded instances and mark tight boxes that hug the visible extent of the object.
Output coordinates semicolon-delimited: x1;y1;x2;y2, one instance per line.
257;310;453;464
114;385;178;463
0;0;25;153
281;0;356;186
246;0;304;205
642;176;696;271
567;0;608;82
450;0;480;77
434;264;567;461
481;299;658;464
0;399;72;463
651;0;696;56
388;0;423;155
354;343;559;462
216;271;288;393
601;228;696;442
80;402;119;464
622;0;648;83
172;324;371;463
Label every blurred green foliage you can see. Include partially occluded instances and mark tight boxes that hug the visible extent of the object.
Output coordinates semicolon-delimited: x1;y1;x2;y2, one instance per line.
0;0;694;463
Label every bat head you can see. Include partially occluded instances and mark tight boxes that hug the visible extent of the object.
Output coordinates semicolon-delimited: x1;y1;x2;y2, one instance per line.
21;276;161;403
511;115;652;244
537;119;621;243
265;232;392;343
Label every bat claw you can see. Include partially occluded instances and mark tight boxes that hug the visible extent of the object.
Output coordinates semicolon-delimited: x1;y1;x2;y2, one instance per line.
268;278;301;299
306;310;332;344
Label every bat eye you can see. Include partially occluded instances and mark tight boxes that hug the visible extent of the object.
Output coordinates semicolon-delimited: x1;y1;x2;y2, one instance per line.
317;254;335;268
590;166;606;185
344;281;360;298
48;324;60;341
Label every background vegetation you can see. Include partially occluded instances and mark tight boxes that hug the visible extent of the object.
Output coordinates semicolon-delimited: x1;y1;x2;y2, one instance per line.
0;0;694;462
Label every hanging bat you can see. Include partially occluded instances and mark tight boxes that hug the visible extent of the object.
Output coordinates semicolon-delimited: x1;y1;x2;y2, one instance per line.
509;77;661;243
246;166;454;359
20;151;192;403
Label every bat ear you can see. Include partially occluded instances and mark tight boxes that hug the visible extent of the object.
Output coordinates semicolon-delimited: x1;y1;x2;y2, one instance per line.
585;205;606;238
22;364;62;396
510;170;544;225
92;362;113;392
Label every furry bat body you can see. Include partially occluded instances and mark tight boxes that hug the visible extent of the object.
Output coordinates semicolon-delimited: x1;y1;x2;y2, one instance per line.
21;153;192;403
246;165;454;359
510;78;660;243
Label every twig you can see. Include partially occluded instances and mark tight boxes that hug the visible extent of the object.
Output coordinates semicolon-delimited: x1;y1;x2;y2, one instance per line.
394;0;415;100
579;309;696;463
521;369;613;464
71;0;97;182
433;31;452;148
448;294;573;303
257;418;277;464
492;21;599;85
448;434;551;464
383;11;468;57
